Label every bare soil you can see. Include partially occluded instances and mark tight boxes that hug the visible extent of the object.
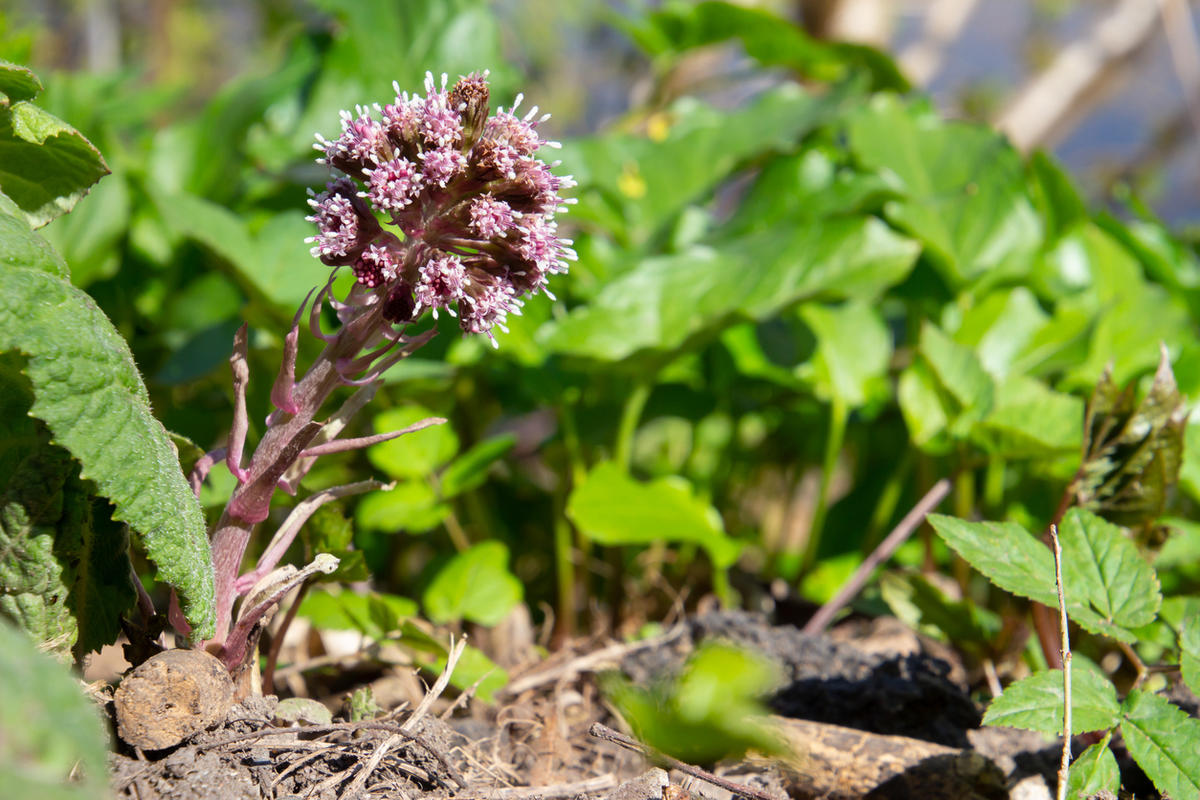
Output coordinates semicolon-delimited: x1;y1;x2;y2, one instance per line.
101;611;1171;800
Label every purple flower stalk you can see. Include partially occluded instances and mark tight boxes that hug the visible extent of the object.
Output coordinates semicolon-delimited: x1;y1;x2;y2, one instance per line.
186;72;574;668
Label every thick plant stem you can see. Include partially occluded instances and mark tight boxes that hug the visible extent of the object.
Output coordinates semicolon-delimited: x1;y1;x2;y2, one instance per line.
209;303;385;646
800;395;848;576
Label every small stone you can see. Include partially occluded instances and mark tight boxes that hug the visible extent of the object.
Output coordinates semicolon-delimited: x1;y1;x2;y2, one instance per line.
113;649;234;750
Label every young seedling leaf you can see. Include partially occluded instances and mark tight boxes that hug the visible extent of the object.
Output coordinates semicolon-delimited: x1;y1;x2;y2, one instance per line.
1065;734;1119;800
1058;507;1161;633
0;618;111;800
1120;689;1200;800
422;541;523;626
1077;350;1187;528
568;461;741;568
0;219;213;639
981;666;1120;734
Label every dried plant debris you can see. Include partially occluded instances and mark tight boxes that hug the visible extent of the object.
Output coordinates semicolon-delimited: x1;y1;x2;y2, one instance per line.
1076;346;1188;531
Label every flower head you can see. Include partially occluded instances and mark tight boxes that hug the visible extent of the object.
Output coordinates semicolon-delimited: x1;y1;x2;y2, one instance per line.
308;71;575;342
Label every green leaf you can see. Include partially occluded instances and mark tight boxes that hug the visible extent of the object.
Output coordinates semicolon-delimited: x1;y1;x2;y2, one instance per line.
543;217;917;362
568;461;741;568
38;170;129;287
408;635;508;703
1077;350;1187;527
0;354;134;658
954;287;1049;379
1120;690;1200;800
155;194;330;313
926;514;1136;641
897;360;949;451
355;481;450;534
1065;735;1119;800
848;94;1041;289
297;588;417;640
981;666;1120;734
0;60;43;104
919;322;994;425
0;99;109;228
1057;508;1161;633
439;434;517;498
974;375;1083;457
798;301;890;408
366;407;458;480
1181;610;1200;697
603;641;786;765
1028;151;1087;242
878;571;1001;650
634;1;907;91
422;541;523;626
560;81;861;244
0;204;68;279
0;218;214;639
0;618;112;800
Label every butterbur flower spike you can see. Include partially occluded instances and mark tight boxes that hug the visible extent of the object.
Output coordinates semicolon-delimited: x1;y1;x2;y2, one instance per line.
306;70;576;344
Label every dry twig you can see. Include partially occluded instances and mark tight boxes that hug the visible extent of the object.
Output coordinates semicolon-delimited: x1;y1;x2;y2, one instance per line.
803;479;951;635
1050;524;1071;800
589;723;777;800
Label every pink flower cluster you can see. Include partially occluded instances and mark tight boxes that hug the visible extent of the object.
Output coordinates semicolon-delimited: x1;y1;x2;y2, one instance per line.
305;72;576;343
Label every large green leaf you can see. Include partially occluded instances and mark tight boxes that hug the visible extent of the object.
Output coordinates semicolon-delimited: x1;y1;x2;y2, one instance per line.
0;96;109;228
567;461;740;568
0;353;135;659
848;94;1041;289
630;1;907;91
797;301;890;408
0;212;213;638
974;375;1083;457
542;217;917;361
0;618;112;800
560;81;861;244
1120;690;1200;800
982;665;1120;734
1057;508;1161;633
422;541;523;626
154;193;329;313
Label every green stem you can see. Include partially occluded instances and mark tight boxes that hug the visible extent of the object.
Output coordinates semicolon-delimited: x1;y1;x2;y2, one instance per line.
801;395;849;576
863;449;914;551
984;455;1006;515
614;378;653;471
552;513;575;642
